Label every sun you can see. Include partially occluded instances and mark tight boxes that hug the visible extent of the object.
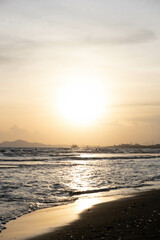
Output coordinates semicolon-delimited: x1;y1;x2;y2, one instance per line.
56;76;107;126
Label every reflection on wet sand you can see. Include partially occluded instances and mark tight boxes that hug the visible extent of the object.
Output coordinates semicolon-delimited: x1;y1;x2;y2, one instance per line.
0;195;121;240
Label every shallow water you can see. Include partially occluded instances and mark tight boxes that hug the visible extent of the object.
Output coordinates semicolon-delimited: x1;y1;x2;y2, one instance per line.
0;147;160;232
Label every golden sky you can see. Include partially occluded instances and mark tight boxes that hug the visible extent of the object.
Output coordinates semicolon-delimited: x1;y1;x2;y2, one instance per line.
0;0;160;146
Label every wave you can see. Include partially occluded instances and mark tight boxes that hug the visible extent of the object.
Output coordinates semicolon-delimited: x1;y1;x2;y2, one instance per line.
0;154;160;163
68;184;152;196
66;155;160;161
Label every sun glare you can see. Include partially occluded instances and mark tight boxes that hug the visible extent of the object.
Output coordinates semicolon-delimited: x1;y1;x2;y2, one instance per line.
56;75;107;126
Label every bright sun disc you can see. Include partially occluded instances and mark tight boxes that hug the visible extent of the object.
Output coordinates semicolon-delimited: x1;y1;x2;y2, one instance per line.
56;77;107;126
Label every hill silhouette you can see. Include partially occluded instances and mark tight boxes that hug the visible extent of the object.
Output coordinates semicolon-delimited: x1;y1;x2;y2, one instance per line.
0;140;53;148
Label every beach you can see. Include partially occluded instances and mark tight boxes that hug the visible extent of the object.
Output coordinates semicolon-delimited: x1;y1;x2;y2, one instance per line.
29;190;160;240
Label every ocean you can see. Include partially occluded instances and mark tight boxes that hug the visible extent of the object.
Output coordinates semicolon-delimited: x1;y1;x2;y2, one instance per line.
0;147;160;232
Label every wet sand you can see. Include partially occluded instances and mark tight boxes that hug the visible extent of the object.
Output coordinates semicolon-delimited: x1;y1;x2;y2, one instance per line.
30;190;160;240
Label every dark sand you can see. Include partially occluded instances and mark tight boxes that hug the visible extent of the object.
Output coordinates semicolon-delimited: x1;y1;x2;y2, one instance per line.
30;190;160;240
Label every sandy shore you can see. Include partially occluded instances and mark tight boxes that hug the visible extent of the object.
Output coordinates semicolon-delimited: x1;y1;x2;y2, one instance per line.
30;190;160;240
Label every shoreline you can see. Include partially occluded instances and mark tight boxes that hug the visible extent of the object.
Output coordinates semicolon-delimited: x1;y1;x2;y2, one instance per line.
0;189;160;240
0;194;122;240
30;189;160;240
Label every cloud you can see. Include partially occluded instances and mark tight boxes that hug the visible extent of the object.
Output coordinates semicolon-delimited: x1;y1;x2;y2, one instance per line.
10;125;30;137
0;0;6;4
0;125;41;142
103;114;160;131
130;115;160;125
0;55;11;63
83;27;156;45
104;120;137;128
0;24;156;65
112;102;160;108
0;35;42;63
0;26;156;50
103;102;160;128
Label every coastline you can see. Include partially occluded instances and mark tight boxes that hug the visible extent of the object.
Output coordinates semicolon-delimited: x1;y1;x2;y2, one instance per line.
0;193;121;240
30;189;160;240
1;190;160;240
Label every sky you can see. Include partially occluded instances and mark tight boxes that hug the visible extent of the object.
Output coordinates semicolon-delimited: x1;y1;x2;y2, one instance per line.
0;0;160;146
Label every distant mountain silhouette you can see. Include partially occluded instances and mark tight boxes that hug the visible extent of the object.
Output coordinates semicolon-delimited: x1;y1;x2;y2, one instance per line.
116;143;160;148
0;140;53;148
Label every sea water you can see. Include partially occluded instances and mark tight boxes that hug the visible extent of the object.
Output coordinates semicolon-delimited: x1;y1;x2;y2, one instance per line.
0;147;160;232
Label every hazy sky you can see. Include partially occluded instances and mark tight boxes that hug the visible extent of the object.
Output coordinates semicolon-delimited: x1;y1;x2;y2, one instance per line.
0;0;160;145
